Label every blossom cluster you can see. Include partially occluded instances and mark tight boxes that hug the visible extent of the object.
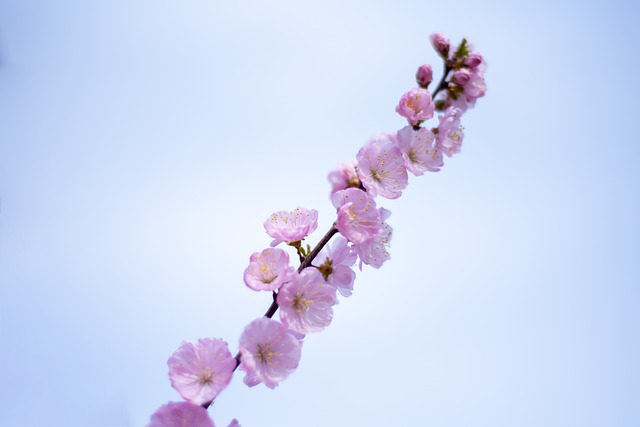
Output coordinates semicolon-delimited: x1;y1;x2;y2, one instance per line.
147;33;485;427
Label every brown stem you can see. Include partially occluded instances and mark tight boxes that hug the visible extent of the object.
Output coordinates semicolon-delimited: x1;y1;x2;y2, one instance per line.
297;226;339;272
431;62;452;100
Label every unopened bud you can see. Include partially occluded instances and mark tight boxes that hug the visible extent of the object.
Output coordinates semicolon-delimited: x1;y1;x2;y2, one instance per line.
464;52;483;69
430;33;450;56
453;69;471;86
415;64;433;88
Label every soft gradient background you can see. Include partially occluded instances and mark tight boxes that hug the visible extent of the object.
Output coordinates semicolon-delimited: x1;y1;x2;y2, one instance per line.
1;1;639;426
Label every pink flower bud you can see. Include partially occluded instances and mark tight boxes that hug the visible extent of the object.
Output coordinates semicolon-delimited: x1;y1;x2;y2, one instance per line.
430;33;450;56
464;52;483;68
415;64;433;88
453;69;471;86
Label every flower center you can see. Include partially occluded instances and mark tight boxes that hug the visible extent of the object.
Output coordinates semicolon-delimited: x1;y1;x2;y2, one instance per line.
407;149;418;164
370;168;382;183
256;344;274;364
347;176;361;188
198;367;214;385
451;130;462;146
317;257;334;281
407;94;420;112
292;293;312;313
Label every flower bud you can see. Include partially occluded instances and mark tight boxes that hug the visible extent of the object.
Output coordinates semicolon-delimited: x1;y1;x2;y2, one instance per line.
430;33;450;56
464;52;483;69
415;64;433;88
453;69;471;86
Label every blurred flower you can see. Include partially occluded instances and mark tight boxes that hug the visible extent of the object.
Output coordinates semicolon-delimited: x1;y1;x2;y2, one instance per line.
461;62;486;105
328;161;360;196
148;401;215;427
353;208;393;269
453;68;471;86
430;32;450;56
436;106;465;157
464;52;483;68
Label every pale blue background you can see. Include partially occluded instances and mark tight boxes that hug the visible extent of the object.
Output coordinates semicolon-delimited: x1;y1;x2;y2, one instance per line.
1;1;639;426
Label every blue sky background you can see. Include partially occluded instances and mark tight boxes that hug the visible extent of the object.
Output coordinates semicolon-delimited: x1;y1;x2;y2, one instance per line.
1;1;639;426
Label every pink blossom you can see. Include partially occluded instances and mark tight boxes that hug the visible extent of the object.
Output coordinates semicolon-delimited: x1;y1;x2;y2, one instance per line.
264;207;318;247
356;133;408;199
227;420;241;427
436;107;465;157
395;88;435;126
328;162;360;196
239;317;302;389
278;268;337;334
286;327;306;343
353;208;393;269
462;62;486;105
315;235;357;297
464;52;483;69
443;95;469;114
148;401;215;427
243;248;293;291
167;338;235;405
396;126;443;176
416;64;433;88
430;32;450;56
453;68;471;86
332;188;382;244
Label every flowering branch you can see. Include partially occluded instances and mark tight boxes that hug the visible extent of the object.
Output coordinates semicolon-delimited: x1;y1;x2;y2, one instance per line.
148;32;486;427
263;225;339;319
203;224;340;411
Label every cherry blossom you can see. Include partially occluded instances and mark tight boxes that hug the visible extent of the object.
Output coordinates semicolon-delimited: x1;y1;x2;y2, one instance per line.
243;248;293;291
167;338;235;405
315;235;357;297
436;106;465;157
148;401;215;427
332;188;382;244
328;162;360;196
353;208;393;269
395;88;436;126
278;268;337;334
461;61;486;105
396;126;443;175
264;207;318;247
356;133;408;199
239;317;302;389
